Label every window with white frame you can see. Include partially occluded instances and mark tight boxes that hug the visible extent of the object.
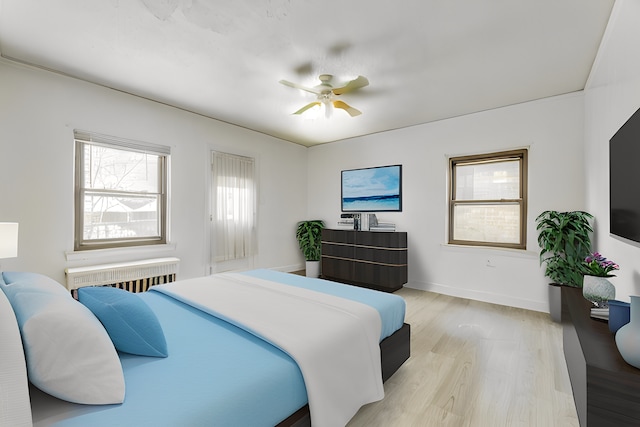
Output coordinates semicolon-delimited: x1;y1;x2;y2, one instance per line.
211;151;256;262
74;131;169;251
449;149;527;249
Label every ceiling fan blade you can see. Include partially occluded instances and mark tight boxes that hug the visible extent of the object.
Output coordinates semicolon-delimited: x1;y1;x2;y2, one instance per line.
293;101;321;115
279;79;321;94
333;100;362;117
332;76;369;95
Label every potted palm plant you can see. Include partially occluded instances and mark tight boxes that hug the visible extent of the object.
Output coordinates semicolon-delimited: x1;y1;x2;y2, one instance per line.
536;210;593;322
295;220;325;278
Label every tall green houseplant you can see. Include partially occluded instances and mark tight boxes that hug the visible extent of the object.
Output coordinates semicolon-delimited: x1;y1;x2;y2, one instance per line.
296;220;325;277
536;210;593;288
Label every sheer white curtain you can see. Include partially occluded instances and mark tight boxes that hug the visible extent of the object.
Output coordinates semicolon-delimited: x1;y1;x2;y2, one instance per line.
211;151;256;263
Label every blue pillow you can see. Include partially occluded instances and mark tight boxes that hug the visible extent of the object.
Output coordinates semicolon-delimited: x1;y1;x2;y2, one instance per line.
78;286;168;358
1;272;69;296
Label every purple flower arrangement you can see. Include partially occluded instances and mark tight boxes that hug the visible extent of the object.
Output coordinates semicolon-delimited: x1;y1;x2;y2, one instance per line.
584;252;620;277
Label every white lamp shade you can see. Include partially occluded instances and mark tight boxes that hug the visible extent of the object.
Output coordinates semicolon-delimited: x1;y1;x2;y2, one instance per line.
0;223;19;259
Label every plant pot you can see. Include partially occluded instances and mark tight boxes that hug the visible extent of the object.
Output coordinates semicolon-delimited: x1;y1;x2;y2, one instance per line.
609;299;631;334
582;275;615;308
305;261;320;278
615;296;640;368
548;283;563;323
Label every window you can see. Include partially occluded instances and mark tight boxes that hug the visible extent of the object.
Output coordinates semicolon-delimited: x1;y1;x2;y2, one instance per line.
449;149;527;249
74;131;169;251
211;151;256;263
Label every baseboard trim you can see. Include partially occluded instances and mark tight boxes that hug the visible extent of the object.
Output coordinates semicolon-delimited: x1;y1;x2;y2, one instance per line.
405;280;548;313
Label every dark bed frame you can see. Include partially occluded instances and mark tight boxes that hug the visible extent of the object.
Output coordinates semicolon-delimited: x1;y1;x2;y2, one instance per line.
278;322;411;427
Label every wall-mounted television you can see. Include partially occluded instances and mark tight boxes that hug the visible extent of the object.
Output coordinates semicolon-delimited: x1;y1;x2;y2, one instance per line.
610;106;640;244
341;164;402;212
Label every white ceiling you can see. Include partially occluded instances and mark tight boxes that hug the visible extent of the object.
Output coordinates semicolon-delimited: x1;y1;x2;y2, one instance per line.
0;0;615;146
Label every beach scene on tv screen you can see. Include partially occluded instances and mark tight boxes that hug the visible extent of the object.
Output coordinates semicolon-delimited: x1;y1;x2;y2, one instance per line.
342;166;401;211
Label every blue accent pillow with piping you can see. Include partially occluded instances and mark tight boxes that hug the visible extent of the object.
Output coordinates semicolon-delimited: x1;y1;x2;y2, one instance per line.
1;272;69;296
78;286;168;358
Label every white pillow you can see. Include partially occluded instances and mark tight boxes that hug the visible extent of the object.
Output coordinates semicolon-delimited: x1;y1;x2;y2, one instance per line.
11;290;125;404
0;289;32;427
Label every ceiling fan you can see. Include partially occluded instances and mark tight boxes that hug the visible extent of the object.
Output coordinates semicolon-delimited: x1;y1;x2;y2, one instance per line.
279;74;369;118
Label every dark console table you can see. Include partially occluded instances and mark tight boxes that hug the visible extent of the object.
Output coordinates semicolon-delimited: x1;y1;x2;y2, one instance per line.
562;286;640;426
320;229;407;292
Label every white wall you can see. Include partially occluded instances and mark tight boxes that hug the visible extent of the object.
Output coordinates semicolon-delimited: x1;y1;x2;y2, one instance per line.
308;93;586;312
6;0;636;313
584;0;640;301
0;59;309;284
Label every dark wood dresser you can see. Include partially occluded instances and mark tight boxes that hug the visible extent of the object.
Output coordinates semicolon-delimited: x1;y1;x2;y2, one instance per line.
562;286;640;426
320;229;407;292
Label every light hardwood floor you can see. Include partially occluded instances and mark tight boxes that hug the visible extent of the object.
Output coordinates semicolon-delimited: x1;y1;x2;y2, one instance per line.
347;287;579;427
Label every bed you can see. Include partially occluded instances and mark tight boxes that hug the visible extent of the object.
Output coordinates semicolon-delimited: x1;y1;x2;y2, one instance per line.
0;268;410;427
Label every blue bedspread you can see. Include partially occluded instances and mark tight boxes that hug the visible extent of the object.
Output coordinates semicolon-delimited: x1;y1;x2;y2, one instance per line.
32;290;308;427
30;270;406;427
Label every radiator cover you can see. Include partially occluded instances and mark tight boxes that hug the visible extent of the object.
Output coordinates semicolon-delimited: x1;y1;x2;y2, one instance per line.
65;257;180;293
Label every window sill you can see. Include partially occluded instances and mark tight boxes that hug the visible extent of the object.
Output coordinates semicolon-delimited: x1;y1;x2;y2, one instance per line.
441;243;538;259
65;243;177;262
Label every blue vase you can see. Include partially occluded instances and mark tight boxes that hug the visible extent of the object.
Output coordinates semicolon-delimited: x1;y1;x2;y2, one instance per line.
608;299;631;333
615;296;640;368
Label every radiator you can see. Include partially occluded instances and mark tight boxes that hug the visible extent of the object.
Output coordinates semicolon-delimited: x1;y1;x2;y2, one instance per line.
65;257;180;293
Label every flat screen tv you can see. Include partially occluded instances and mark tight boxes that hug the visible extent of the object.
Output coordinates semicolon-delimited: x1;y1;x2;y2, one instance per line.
610;106;640;243
341;164;402;212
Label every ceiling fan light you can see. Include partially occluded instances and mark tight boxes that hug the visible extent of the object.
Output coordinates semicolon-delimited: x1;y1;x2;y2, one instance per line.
281;74;367;119
322;98;333;119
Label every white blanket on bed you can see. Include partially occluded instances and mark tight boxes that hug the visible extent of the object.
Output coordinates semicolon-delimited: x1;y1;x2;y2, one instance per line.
153;272;384;427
